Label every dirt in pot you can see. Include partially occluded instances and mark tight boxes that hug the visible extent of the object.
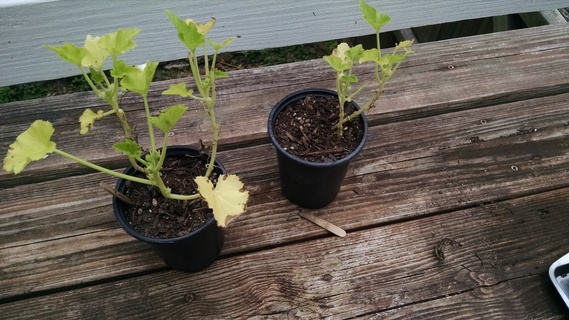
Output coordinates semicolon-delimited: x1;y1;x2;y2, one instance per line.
122;155;219;239
273;94;365;162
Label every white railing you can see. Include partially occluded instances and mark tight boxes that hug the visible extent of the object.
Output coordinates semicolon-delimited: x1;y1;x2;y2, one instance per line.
0;0;567;86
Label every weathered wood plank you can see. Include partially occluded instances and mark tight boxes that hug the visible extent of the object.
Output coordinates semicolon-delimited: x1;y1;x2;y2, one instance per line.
1;24;569;187
1;0;567;86
1;187;568;318
2;91;569;299
354;277;567;319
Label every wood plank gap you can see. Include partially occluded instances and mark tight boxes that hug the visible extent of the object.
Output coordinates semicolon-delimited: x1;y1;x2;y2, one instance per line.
345;182;569;243
0;265;170;305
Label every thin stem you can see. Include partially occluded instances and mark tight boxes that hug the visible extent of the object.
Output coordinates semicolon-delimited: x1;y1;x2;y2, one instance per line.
188;51;205;97
336;73;346;141
142;94;156;152
102;110;116;117
167;192;201;201
81;69;104;98
346;84;366;102
156;134;169;174
204;80;219;178
53;149;155;186
203;44;209;76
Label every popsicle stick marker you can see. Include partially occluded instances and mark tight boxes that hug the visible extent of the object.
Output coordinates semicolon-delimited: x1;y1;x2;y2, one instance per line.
298;212;347;237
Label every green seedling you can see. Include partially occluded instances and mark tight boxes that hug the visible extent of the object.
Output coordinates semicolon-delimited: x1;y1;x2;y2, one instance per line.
324;0;413;141
3;17;248;227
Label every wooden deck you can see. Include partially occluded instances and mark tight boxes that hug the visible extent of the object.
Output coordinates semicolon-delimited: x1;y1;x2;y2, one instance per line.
1;23;569;318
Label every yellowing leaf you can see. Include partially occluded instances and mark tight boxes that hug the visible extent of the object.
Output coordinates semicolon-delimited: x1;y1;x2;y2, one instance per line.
186;17;216;36
331;42;350;62
99;28;140;58
3;120;56;174
195;174;249;227
79;109;104;134
82;35;109;69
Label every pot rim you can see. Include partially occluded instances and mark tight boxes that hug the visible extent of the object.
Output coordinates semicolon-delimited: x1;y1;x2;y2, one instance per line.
267;88;369;168
112;145;223;244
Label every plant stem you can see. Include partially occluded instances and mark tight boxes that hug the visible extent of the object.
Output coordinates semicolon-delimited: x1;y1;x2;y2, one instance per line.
336;74;346;141
142;94;157;152
204;78;219;178
53;149;155;186
167;192;201;201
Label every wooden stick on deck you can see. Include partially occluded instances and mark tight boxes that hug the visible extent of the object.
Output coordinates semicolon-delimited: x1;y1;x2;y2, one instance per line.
298;212;347;237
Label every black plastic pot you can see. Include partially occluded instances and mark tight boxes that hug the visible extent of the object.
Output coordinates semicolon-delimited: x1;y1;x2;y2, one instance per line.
267;88;369;209
113;146;224;272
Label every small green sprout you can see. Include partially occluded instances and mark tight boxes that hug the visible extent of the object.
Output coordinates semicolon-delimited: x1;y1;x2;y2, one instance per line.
324;0;413;141
3;16;248;227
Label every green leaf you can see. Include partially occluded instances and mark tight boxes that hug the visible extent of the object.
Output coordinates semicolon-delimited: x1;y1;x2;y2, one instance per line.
209;38;234;52
162;82;194;97
324;42;354;72
43;42;86;67
360;48;381;64
113;140;142;158
195;174;249;227
213;68;229;79
120;61;159;96
150;104;188;134
3;120;56;174
341;74;359;84
79;109;104;134
166;10;205;51
360;1;392;33
81;35;110;69
99;28;140;58
345;44;364;62
110;59;129;78
324;55;348;72
384;53;406;64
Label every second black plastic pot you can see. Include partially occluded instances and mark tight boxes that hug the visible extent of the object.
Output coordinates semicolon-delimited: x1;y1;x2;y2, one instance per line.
268;88;369;209
112;146;225;272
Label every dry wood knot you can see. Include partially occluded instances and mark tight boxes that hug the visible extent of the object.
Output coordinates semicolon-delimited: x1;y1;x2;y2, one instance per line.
435;237;462;262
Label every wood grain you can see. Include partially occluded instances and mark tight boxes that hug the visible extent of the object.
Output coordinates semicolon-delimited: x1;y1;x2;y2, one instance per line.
2;91;569;299
1;188;568;318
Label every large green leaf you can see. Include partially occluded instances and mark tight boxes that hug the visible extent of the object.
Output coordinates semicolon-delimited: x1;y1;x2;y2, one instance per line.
166;10;205;51
360;1;392;33
43;42;86;67
120;61;159;96
345;44;364;62
99;28;140;58
150;104;188;134
110;59;129;78
3;120;56;174
324;56;349;72
113;140;142;158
